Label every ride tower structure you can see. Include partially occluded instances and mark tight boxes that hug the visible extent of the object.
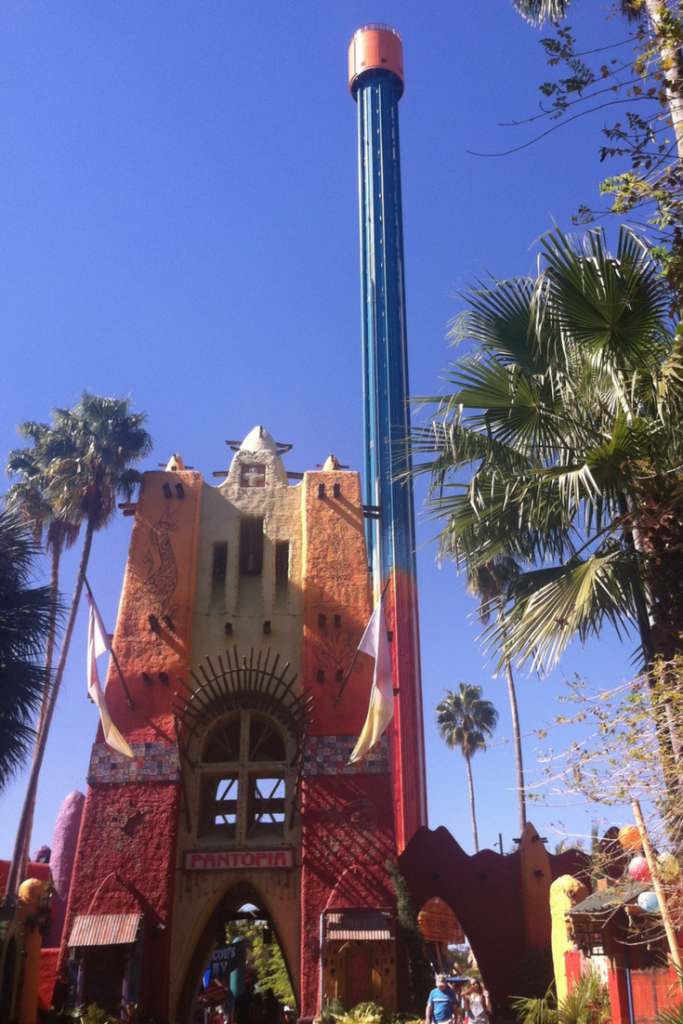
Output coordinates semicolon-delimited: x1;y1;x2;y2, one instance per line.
349;24;427;849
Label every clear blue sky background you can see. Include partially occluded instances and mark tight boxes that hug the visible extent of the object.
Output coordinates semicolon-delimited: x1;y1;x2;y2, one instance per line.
1;0;640;860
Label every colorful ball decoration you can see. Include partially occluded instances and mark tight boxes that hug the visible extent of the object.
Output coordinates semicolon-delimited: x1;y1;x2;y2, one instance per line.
657;853;681;883
637;891;660;913
618;825;643;851
629;856;651;882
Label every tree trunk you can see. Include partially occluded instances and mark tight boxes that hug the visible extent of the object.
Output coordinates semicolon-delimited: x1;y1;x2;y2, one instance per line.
497;606;526;834
643;0;683;166
5;519;94;896
504;657;526;833
465;752;479;853
16;543;63;879
618;494;683;831
617;494;655;664
39;541;62;732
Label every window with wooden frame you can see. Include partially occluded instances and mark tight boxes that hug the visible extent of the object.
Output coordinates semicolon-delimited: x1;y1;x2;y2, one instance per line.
199;710;290;844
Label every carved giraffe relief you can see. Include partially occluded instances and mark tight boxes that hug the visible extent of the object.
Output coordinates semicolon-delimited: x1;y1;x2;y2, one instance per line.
307;583;366;684
312;628;362;680
120;506;181;659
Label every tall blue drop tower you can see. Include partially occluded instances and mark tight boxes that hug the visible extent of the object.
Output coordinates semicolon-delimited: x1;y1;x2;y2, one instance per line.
349;24;427;849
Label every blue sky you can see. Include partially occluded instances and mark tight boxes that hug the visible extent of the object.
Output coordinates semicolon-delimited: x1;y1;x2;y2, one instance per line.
1;0;640;860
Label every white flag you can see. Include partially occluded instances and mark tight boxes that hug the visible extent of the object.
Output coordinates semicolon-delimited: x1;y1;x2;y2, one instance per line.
87;593;133;759
348;593;394;763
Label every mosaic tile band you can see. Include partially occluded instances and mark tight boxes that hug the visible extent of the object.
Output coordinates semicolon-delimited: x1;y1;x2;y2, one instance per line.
303;734;390;775
88;742;180;785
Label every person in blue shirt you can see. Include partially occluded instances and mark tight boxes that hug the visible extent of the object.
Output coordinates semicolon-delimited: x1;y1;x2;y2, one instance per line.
426;975;459;1024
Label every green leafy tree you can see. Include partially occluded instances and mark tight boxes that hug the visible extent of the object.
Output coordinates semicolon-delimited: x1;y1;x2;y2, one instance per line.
251;926;295;1004
537;665;683;848
385;860;433;1013
224;920;295;1005
435;685;498;852
0;508;52;788
6;393;152;896
411;225;683;678
505;1;683;297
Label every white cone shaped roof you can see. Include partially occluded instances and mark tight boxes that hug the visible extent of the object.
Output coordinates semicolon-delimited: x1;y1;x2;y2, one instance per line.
240;426;279;454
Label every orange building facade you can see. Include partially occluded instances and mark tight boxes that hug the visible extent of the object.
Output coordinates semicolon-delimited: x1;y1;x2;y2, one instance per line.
59;429;404;1021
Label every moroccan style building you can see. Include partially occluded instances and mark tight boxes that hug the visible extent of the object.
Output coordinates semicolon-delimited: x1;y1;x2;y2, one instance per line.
59;433;405;1021
7;28;597;1023
60;27;427;1020
17;23;432;1021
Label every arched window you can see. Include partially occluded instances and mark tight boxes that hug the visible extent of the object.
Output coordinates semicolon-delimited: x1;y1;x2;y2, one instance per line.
199;711;289;844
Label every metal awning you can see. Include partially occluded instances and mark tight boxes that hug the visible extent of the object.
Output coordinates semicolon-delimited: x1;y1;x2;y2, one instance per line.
326;910;393;941
567;883;649;918
69;913;143;948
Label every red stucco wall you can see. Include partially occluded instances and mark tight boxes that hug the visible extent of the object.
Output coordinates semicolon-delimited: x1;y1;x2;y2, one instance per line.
299;471;398;1016
398;826;589;1009
59;784;180;1017
58;469;202;1019
299;775;397;1015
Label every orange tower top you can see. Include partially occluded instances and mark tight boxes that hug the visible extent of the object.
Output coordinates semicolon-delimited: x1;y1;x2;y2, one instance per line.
348;23;404;100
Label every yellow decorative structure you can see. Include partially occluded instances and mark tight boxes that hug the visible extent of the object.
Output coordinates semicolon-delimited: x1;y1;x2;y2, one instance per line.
17;878;51;1024
549;875;588;1003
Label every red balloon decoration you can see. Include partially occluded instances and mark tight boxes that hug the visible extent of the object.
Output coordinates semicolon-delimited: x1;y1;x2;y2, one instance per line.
618;825;643;851
628;855;651;882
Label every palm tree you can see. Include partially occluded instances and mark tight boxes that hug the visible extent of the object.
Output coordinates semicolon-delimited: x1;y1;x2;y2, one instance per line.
5;428;81;874
436;684;498;852
6;430;82;715
0;508;52;788
411;226;683;677
509;0;569;23
468;559;526;833
5;393;152;895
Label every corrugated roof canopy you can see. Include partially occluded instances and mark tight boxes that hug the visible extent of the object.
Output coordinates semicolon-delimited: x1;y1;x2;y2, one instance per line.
568;882;649;917
326;910;392;941
69;913;142;947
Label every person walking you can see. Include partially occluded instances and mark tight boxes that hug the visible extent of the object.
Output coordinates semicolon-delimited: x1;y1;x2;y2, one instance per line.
426;975;459;1024
463;980;490;1024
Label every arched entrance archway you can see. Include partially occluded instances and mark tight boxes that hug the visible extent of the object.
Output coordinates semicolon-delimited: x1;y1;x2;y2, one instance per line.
398;824;589;1008
173;879;299;1024
170;649;308;1023
418;897;465;977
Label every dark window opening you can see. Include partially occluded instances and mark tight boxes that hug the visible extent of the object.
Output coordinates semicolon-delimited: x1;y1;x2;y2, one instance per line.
239;518;264;576
275;541;290;602
203;717;241;763
249;716;286;761
211;542;228;605
200;774;238;839
247;774;286;839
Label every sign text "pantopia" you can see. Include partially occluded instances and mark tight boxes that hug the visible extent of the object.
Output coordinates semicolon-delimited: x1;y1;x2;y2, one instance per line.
185;849;295;871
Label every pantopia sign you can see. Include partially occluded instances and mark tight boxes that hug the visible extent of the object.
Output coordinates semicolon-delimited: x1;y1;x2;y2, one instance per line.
185;849;295;871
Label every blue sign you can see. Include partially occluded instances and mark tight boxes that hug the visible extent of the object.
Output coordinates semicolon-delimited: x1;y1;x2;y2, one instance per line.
208;942;246;980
